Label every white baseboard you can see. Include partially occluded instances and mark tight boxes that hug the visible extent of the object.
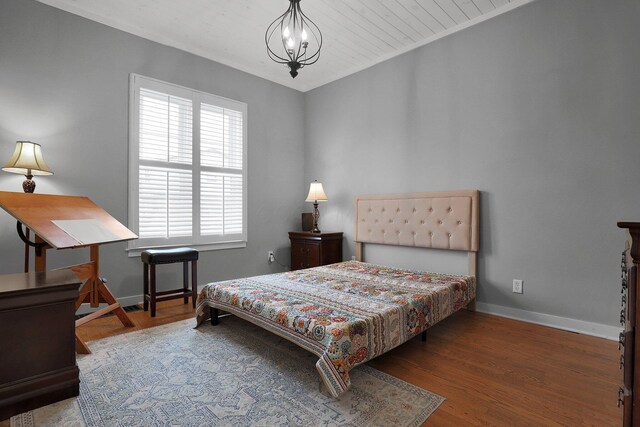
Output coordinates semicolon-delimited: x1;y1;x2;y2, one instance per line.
77;294;144;315
77;292;619;341
76;284;208;315
475;302;620;341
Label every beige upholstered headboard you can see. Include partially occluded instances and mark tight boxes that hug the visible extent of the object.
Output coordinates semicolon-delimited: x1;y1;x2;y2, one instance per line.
354;190;479;277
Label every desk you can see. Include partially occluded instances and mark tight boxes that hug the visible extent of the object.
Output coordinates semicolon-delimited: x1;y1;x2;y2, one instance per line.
0;269;81;420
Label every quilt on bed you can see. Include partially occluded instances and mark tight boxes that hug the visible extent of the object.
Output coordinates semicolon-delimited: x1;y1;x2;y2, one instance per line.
195;260;475;397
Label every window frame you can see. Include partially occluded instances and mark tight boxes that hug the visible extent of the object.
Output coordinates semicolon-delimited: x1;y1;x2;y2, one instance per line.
127;74;248;256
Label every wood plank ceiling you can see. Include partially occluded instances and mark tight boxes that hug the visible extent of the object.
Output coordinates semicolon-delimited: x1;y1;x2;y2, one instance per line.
37;0;534;92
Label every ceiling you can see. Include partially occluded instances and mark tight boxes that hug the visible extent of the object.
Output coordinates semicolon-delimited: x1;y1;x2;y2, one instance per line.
37;0;534;92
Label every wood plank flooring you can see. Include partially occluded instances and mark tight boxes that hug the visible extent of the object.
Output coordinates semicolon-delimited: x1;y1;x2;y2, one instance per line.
27;301;628;425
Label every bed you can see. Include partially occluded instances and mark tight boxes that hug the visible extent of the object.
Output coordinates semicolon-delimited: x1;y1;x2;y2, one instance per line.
196;190;479;397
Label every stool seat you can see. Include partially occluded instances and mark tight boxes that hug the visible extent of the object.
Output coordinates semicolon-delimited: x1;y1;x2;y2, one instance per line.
141;247;198;317
141;248;199;264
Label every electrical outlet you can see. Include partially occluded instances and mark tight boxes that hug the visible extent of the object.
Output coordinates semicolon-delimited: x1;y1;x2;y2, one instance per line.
513;279;523;294
268;251;275;263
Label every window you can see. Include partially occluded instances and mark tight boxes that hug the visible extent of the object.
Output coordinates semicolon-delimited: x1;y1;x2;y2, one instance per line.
128;74;247;254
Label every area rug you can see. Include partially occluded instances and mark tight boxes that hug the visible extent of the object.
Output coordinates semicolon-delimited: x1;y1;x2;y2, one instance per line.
11;316;444;426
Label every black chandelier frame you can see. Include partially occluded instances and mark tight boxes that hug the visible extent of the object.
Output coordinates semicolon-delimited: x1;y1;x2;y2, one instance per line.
265;0;322;78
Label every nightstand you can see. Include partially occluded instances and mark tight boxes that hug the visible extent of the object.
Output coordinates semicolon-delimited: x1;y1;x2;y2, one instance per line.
288;231;343;270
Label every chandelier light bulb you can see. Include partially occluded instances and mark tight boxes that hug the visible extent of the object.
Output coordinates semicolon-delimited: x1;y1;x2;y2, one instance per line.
301;28;308;41
283;26;290;38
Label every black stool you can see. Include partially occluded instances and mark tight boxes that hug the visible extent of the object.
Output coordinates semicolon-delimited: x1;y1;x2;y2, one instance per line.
141;248;198;317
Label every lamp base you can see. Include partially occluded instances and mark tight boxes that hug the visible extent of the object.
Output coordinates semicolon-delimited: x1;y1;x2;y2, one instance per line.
22;175;35;193
311;202;321;233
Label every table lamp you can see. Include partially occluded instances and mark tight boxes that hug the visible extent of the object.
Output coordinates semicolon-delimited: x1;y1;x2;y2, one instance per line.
2;141;53;193
305;180;328;233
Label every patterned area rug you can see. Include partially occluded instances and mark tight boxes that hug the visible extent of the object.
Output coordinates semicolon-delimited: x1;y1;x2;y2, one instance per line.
11;316;444;426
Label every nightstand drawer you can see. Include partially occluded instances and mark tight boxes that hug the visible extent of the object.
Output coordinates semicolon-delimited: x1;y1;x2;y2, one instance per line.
288;231;343;271
291;241;320;270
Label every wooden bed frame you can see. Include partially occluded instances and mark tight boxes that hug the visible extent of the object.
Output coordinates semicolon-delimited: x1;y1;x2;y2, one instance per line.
353;190;479;310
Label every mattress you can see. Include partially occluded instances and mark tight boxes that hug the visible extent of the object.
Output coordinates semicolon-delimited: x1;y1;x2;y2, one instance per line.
196;260;475;397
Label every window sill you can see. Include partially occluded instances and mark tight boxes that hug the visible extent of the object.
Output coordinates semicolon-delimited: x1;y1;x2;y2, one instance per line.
126;240;247;257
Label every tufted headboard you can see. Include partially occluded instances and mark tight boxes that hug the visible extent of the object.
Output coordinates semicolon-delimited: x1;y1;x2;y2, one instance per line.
354;190;480;277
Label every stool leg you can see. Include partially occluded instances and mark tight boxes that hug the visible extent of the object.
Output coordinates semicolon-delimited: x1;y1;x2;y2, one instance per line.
150;264;157;317
143;263;149;311
191;260;198;309
183;261;189;304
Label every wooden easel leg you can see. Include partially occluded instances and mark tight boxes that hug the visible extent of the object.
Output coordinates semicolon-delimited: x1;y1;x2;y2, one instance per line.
75;278;93;311
24;228;30;273
95;277;134;327
34;236;47;272
75;332;91;354
67;246;135;354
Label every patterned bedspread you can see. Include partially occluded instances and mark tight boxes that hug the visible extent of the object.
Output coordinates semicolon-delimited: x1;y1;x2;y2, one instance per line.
195;261;475;397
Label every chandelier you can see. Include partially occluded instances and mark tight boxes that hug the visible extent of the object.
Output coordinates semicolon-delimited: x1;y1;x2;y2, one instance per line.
265;0;322;78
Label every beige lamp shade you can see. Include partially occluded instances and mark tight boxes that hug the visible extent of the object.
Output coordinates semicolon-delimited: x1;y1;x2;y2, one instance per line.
2;141;53;176
305;180;328;202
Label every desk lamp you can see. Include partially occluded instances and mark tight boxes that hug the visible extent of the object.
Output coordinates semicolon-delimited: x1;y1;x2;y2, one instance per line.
2;141;53;193
305;180;327;233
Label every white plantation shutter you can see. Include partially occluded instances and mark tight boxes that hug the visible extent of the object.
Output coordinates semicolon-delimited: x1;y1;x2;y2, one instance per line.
129;74;247;252
200;102;244;237
139;89;192;164
224;175;243;234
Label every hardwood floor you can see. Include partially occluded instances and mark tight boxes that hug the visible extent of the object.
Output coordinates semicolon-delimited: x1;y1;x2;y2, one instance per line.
369;311;620;426
65;302;625;425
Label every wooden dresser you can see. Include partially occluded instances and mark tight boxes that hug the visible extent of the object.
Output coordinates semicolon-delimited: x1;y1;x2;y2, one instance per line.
618;222;640;426
288;231;343;270
0;269;81;420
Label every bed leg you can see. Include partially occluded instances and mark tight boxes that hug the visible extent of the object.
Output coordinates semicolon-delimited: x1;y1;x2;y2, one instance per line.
421;331;427;342
211;308;219;326
466;299;476;311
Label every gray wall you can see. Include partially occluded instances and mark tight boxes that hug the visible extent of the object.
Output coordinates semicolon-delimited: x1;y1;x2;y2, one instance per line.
1;0;638;329
0;0;306;302
304;0;640;327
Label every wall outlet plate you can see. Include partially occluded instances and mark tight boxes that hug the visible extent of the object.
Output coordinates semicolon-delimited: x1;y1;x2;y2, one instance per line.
268;251;275;263
513;279;523;294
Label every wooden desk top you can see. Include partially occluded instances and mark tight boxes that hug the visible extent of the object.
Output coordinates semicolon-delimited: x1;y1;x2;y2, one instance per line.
0;269;81;296
0;191;137;249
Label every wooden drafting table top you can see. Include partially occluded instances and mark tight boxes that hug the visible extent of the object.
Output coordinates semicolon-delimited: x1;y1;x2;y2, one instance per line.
0;191;137;249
